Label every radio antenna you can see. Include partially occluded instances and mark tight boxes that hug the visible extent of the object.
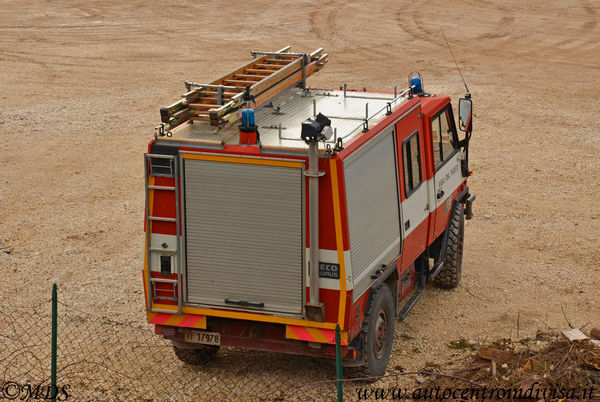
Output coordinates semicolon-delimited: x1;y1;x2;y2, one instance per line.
440;27;469;94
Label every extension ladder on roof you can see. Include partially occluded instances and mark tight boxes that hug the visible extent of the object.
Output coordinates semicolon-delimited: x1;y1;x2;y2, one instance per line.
160;46;328;129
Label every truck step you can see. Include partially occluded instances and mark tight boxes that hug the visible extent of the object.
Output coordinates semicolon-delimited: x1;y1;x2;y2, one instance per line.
428;260;444;279
397;283;425;322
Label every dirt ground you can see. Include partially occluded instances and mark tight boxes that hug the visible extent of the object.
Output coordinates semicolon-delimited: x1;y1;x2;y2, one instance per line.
1;0;599;396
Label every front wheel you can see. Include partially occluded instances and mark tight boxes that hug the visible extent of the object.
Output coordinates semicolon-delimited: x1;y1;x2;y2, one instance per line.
362;284;395;377
433;204;465;289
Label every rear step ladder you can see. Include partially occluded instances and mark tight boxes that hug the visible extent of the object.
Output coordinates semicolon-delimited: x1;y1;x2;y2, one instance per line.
159;46;328;130
145;154;182;314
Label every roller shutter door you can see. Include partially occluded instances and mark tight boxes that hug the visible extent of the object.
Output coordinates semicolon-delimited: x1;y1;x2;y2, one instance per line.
184;158;304;314
344;131;401;300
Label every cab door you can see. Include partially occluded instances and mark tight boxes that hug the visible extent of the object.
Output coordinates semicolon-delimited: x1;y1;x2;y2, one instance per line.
430;105;462;240
396;105;428;265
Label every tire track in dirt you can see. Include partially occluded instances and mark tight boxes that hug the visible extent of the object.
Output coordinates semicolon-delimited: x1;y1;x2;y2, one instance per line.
0;50;56;82
309;1;393;59
580;0;598;31
395;8;443;48
539;0;598;50
0;49;110;67
394;0;518;50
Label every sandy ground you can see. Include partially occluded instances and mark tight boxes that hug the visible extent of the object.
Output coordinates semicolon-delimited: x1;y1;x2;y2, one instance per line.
1;0;599;396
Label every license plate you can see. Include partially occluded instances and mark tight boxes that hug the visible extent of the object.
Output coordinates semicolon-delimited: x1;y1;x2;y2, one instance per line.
184;331;221;346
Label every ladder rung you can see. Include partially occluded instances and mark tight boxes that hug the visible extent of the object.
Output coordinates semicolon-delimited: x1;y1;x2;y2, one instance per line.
197;96;233;102
148;185;175;191
224;79;258;85
233;74;264;80
225;83;253;88
265;58;293;63
201;88;242;95
147;154;175;160
188;103;218;109
150;308;180;314
149;247;177;253
245;69;273;75
151;278;178;284
189;116;211;122
149;216;176;222
255;64;283;69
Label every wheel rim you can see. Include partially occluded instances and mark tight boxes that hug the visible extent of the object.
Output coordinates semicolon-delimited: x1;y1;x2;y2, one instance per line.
373;307;388;359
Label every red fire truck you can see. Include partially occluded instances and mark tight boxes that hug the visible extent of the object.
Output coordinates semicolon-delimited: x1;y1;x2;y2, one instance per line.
143;47;475;376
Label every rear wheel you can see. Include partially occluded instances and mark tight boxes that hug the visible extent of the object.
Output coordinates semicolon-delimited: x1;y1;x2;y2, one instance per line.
172;341;220;365
434;204;464;289
362;284;395;377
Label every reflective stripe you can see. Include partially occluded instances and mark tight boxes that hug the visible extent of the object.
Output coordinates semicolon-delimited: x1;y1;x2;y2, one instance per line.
286;325;348;345
147;312;206;329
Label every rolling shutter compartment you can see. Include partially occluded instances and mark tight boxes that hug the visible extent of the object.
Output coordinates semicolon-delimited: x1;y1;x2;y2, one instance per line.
344;131;401;300
183;157;304;315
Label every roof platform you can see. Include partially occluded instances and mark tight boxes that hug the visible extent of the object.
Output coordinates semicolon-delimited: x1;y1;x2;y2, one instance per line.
167;86;410;150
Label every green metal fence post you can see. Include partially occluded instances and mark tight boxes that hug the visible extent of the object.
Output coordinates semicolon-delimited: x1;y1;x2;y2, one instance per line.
335;324;343;402
51;283;57;402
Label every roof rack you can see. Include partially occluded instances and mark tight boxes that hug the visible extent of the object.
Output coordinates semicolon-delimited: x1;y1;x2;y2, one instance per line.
159;46;328;130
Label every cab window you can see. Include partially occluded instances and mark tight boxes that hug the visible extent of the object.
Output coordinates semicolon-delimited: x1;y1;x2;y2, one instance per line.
402;131;422;197
431;106;458;168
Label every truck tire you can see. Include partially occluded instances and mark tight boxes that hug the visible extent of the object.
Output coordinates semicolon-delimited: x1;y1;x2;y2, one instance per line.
362;284;395;377
172;341;219;365
434;204;464;289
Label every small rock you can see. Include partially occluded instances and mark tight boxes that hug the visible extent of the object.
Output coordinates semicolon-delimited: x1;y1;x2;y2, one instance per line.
416;377;426;384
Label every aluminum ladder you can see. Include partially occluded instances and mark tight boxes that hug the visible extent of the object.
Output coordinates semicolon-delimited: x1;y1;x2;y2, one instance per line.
159;46;328;130
144;153;182;314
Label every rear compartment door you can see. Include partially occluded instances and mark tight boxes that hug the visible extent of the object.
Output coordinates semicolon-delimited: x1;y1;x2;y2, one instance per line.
182;154;304;315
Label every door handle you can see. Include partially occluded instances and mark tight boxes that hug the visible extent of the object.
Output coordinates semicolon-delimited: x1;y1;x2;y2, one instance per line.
225;298;265;308
436;190;445;199
371;265;387;279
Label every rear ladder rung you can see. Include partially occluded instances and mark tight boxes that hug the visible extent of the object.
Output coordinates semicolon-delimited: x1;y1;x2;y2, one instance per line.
147;185;175;191
149;247;177;254
151;278;178;284
148;216;177;222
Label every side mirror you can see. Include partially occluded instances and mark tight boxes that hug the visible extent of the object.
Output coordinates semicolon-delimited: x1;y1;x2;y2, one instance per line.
458;97;472;132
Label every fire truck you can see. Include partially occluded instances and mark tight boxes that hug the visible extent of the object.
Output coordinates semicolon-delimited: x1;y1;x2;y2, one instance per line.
143;47;475;376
